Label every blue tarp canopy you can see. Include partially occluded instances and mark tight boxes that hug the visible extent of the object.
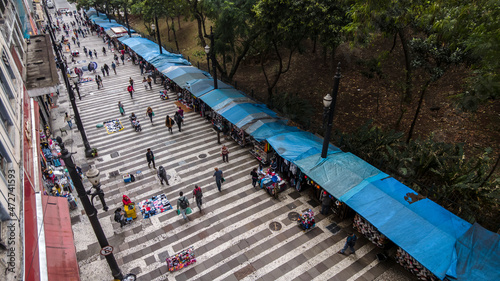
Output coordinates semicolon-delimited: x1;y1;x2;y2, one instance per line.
247;121;299;141
118;37;185;62
342;177;472;280
148;54;191;70
267;132;340;162
160;66;210;88
186;79;233;97
220;103;278;128
295;152;386;199
200;89;246;109
454;223;500;281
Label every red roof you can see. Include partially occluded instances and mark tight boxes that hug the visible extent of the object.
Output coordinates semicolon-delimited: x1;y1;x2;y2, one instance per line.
42;196;80;281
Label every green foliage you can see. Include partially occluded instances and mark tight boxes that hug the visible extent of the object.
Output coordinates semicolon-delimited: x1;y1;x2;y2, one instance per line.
336;121;499;230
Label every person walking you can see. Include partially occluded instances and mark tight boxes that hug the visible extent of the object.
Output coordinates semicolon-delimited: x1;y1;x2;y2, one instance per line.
127;84;134;99
221;145;229;162
103;63;110;76
93;49;98;58
213;167;223;192
147;76;152;90
114;53;120;65
146;107;154;123
95;75;101;89
250;168;259;188
100;66;106;77
146;148;155;169
118;101;125;116
129;77;134;87
97;75;103;88
120;54;125;64
320;191;333;215
192;185;203;212
83;46;87;57
64;113;72;129
102;46;106;56
139;61;144;75
177;192;190;221
157;166;169;185
177;106;184;124
142;77;148;90
111;61;116;74
89;49;93;58
174;112;182;132
77;40;80;48
165;115;174;134
339;232;357;255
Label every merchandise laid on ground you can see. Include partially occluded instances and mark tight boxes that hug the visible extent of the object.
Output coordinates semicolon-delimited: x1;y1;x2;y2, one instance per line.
166;247;197;272
138;194;173;218
298;209;315;232
62;8;500;281
103;119;124;134
258;168;287;196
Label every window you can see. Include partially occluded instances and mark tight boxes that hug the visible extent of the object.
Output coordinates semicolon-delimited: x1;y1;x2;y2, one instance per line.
2;51;15;79
0;68;14;99
0;141;11;179
0;100;14;144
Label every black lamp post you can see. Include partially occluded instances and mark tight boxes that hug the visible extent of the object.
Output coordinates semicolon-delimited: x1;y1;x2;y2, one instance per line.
151;17;162;54
71;76;81;100
321;63;342;159
86;167;109;212
43;0;94;158
56;138;136;281
124;2;131;37
204;44;210;74
209;27;217;89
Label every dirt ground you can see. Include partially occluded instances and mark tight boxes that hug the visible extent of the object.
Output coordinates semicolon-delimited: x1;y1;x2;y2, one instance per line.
129;16;500;159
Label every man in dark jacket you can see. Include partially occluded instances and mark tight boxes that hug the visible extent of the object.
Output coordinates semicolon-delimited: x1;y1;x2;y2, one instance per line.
146;148;155;169
157;166;169;185
339;232;357;255
320;191;333;215
192;185;203;212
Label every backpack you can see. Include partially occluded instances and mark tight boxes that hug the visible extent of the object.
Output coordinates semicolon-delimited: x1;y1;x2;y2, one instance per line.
179;197;189;209
195;188;203;199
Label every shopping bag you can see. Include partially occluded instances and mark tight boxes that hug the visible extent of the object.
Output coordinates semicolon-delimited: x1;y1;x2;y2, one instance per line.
221;177;225;183
152;112;155;116
177;209;180;215
185;207;192;215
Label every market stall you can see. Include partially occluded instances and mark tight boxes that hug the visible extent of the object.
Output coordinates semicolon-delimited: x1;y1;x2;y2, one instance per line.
258;168;287;197
138;194;173;219
103;119;124;134
249;140;273;165
166;246;196;272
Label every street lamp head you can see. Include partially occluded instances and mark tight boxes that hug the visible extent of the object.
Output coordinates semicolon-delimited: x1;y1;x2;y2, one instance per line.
323;93;333;108
86;167;101;187
151;23;156;31
204;45;210;54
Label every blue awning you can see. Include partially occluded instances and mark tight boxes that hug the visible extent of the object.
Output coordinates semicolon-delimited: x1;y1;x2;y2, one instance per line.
185;79;233;97
343;177;472;280
247;121;299;142
267;132;341;162
200;89;246;108
221;103;278;127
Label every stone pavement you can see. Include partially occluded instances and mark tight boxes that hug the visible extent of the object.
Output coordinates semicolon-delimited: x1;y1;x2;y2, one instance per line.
50;6;416;281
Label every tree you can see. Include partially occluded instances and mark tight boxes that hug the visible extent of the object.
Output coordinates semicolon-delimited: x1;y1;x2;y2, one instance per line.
419;0;500;111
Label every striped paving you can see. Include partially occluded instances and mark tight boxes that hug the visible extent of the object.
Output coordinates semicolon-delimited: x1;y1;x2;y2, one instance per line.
61;12;414;281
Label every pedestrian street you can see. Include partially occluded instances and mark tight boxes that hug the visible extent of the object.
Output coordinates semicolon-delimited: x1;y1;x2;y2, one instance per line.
58;11;414;281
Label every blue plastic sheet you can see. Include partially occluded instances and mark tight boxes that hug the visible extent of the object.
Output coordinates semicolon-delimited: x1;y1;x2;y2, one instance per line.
161;66;209;79
221;103;278;127
343;177;472;280
295;152;385;200
267;132;340;162
247;121;299;141
200;89;246;108
453;223;500;281
185;79;233;97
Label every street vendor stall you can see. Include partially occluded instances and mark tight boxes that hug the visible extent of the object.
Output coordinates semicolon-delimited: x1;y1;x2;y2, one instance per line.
138;193;172;219
166;246;196;272
258;168;287;197
249;140;273;165
103;119;124;134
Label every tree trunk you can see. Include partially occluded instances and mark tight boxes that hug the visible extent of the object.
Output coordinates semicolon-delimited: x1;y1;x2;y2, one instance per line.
177;15;181;29
171;18;180;52
312;35;317;53
166;18;171;41
399;28;413;103
389;32;398;53
407;79;432;143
